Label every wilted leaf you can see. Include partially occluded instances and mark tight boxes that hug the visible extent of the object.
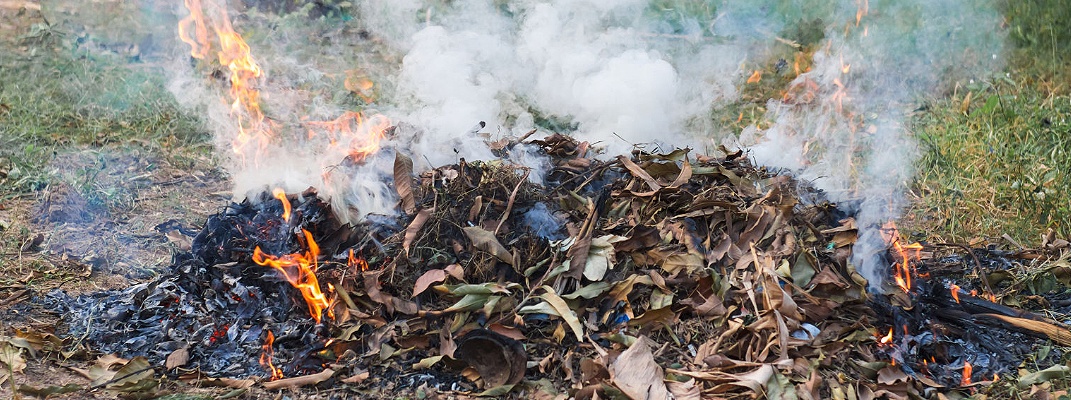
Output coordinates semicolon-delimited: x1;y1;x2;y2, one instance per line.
478;384;517;397
444;263;465;280
463;226;514;265
165;346;189;370
261;368;335;390
540;286;584;341
412;355;444;370
667;379;701;400
17;383;82;398
581;235;627;281
0;340;27;385
444;294;490;312
562;282;611;300
394;151;416;215
403;207;433;254
412;269;447;297
106;356;156;392
610;337;669;400
618;155;662;191
1018;365;1071;388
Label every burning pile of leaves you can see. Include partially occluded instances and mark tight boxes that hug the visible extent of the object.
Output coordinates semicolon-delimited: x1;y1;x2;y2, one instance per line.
36;132;1071;398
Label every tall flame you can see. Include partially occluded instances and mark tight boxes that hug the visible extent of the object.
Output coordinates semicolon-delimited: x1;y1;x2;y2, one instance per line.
252;189;333;323
179;0;273;165
273;188;291;223
260;330;283;380
961;361;973;386
253;229;332;323
882;221;922;293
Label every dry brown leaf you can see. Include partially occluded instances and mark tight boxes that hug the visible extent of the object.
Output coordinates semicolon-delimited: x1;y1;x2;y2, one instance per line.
610;337;670;400
617;155;662;191
540;286;585;341
667;378;702;400
165;346;188;370
403;207;433;255
261;368;335;390
462;226;514;265
341;370;370;384
394;152;416;215
412;269;447;298
444;263;465;280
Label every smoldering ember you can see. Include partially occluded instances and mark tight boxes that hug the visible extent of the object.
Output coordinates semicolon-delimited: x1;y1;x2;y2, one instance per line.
2;0;1070;400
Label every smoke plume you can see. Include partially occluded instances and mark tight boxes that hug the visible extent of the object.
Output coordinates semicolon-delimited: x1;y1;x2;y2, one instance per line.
167;0;1005;290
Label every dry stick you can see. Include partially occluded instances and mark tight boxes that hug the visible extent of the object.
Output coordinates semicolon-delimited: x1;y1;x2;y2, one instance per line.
494;169;529;236
931;243;995;298
516;128;538;143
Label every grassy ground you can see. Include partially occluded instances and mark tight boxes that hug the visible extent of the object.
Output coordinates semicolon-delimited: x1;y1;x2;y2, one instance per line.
907;0;1071;244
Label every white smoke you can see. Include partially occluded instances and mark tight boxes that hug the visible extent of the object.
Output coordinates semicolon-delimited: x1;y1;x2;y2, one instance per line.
738;0;1005;288
166;0;1004;254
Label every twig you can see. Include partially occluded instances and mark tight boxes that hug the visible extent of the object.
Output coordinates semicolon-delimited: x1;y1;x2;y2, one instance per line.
494;169;529;236
932;242;995;299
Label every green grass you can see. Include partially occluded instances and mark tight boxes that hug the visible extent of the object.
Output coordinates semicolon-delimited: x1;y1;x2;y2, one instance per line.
0;23;208;199
907;0;1071;243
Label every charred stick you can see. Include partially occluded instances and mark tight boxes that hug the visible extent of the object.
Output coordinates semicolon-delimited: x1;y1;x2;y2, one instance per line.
931;243;994;297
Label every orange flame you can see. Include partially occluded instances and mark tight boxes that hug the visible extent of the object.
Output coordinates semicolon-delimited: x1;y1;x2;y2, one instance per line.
961;361;973;386
883;221;922;293
855;0;869;26
879;328;893;345
253;228;333;323
950;284;961;303
260;330;283;380
348;249;368;272
273;188;291;223
180;0;272;165
746;70;762;84
305;111;391;164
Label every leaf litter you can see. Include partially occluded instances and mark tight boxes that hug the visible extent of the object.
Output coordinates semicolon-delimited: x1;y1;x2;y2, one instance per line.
5;132;1071;398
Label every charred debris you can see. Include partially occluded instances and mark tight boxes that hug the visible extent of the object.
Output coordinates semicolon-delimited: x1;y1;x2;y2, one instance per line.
44;133;1071;398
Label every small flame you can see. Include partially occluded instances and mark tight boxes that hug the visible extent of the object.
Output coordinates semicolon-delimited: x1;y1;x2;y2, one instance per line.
879;328;893;345
273;188;291;223
747;70;762;84
348;249;368;272
950;283;961;303
961;361;973;386
260;330;283;380
253;228;333;323
992;373;999;382
855;0;869;26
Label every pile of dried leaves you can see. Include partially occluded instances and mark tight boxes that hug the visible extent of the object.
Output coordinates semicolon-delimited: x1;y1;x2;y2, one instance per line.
11;133;1071;399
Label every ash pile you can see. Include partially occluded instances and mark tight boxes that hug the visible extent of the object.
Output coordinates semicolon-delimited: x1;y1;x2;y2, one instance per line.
44;133;1071;398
